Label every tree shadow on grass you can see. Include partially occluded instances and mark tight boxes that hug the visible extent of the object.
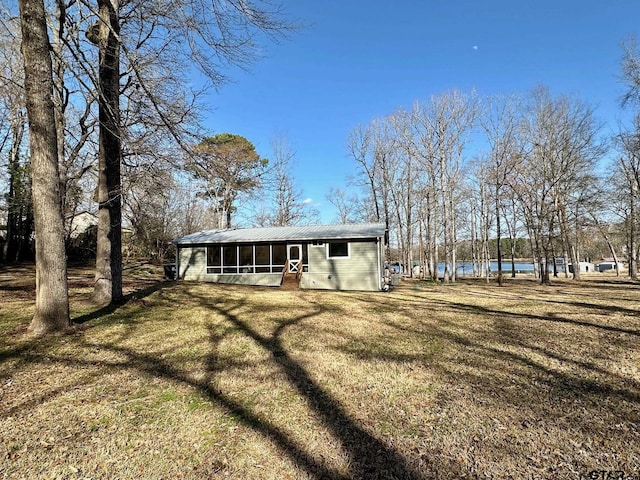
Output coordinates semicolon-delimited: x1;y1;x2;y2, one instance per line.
1;280;176;374
362;288;640;338
72;280;175;325
443;300;640;337
336;300;640;426
183;289;450;480
44;300;439;479
0;280;492;479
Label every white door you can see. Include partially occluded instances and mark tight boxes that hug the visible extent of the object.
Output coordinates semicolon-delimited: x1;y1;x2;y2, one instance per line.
287;244;302;273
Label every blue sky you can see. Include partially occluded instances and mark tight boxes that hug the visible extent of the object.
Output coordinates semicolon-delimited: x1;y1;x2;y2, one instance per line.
202;0;640;223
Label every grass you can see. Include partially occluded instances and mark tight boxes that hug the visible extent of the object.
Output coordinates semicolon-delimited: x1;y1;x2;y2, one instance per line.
0;264;639;479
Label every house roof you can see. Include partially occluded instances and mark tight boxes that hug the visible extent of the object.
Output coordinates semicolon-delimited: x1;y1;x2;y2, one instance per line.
173;223;387;245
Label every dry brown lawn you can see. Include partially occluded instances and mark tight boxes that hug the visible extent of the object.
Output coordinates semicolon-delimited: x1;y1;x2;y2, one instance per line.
0;265;638;479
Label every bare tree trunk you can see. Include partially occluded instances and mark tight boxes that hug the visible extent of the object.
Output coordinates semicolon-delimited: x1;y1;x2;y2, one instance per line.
18;0;70;333
480;181;491;282
52;0;66;216
594;219;621;277
427;190;438;281
528;235;539;280
506;199;518;277
440;154;451;283
558;206;580;280
495;184;503;285
225;203;232;229
405;156;413;278
92;0;123;304
3;114;26;263
418;217;423;279
470;199;478;276
423;195;437;280
631;182;638;280
542;235;552;285
449;191;458;282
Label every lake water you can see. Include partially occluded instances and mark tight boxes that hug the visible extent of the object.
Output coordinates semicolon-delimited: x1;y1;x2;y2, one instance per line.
434;261;550;276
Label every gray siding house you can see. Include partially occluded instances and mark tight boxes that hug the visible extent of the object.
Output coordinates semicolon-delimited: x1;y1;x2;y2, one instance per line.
172;223;387;291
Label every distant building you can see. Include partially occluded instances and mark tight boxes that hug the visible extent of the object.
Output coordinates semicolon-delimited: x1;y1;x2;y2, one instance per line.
596;261;625;273
568;262;595;274
68;212;97;239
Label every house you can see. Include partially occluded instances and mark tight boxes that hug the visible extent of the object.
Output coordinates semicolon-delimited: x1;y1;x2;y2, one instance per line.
172;223;387;291
568;261;596;274
596;260;625;273
68;211;98;239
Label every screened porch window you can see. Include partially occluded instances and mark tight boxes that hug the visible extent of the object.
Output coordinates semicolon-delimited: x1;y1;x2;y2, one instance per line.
239;245;254;273
223;246;237;273
272;244;286;271
206;246;222;274
255;245;270;273
205;243;308;274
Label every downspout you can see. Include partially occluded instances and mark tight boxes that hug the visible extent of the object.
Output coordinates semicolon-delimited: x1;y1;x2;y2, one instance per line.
175;245;180;280
376;237;382;290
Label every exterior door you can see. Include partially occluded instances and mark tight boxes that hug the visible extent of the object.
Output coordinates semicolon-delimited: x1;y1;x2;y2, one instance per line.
287;244;302;273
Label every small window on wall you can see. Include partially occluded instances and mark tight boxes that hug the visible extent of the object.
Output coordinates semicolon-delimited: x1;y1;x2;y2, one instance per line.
207;246;222;274
327;241;349;258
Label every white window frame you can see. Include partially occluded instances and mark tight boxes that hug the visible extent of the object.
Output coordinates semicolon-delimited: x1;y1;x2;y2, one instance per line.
327;241;350;259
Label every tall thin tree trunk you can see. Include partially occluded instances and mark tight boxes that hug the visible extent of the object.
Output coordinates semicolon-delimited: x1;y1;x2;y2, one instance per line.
449;190;457;282
18;0;70;333
599;227;621;277
52;0;67;222
480;182;490;282
93;0;123;304
405;158;412;278
418;216;425;279
440;157;451;283
509;198;517;277
559;206;579;280
5;105;29;263
495;184;503;286
630;182;638;280
471;200;478;276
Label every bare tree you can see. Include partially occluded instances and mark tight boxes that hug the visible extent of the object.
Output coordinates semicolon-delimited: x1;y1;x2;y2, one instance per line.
469;158;494;282
18;0;70;333
513;87;604;284
87;0;123;304
326;187;358;224
620;38;640;109
614;125;640;279
254;135;319;226
413;90;479;282
501;194;525;277
0;17;33;264
481;94;522;285
388;110;419;278
42;0;292;301
617;38;640;279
